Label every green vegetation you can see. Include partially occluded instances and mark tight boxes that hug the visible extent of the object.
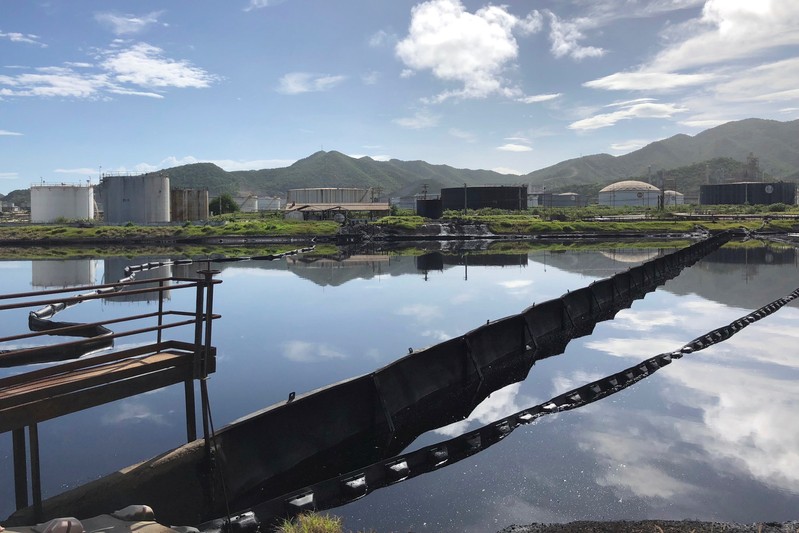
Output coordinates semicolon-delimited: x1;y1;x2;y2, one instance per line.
209;193;241;216
275;513;344;533
0;218;338;242
373;215;426;230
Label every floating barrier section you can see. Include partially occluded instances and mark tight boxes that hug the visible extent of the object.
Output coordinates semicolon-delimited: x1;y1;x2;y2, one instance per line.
214;233;731;518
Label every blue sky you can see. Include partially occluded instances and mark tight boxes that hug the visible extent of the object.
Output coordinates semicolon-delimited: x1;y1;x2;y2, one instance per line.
1;0;798;194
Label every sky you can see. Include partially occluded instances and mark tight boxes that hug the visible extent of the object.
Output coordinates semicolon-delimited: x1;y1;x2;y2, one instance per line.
1;0;798;194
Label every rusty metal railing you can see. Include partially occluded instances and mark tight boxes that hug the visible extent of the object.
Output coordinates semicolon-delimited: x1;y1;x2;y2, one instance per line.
0;269;221;520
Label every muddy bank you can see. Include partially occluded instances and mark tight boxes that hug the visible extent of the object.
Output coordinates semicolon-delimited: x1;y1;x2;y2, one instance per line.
499;520;799;532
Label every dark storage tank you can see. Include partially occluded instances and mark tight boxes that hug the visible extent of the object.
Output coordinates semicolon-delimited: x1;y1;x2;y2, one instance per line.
416;198;443;219
699;182;796;205
440;185;527;211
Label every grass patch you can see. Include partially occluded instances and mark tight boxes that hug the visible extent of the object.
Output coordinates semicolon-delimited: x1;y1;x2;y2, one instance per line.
374;215;426;230
276;513;343;533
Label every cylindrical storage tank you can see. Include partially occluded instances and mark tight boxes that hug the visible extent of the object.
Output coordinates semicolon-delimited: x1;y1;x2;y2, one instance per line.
700;182;796;205
31;184;95;223
258;196;283;210
288;188;372;204
663;190;685;205
236;196;259;213
440;186;527;211
598;180;661;207
416;198;443;219
103;174;170;223
171;189;209;221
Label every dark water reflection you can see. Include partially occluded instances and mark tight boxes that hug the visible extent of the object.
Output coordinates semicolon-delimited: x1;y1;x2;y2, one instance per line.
1;241;797;532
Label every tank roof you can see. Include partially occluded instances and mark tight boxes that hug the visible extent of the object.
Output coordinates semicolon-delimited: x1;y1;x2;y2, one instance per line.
599;180;660;193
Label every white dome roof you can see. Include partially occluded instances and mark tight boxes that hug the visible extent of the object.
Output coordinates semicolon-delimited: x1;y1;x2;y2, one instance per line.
599;180;660;193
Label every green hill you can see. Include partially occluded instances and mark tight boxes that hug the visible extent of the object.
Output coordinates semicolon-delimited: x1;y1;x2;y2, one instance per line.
527;118;799;195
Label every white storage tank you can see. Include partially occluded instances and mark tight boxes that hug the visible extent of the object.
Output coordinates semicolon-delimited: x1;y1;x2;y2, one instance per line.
663;190;685;205
102;174;170;223
287;188;372;204
31;184;95;223
598;180;661;207
235;195;259;213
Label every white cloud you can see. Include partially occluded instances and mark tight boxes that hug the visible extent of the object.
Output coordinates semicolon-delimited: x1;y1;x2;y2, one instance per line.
448;128;476;142
396;303;442;322
518;93;561;103
101;402;167;426
393;110;440;129
107;156;294;175
2;43;213;99
585;71;715;91
0;31;47;47
94;11;164;35
347;153;391;162
610;139;652;152
368;30;395;48
491;166;523;175
395;0;542;102
276;72;346;94
0;129;23;136
608;309;680;331
0;67;106;98
551;370;606;396
434;383;528;437
498;280;533;289
0;172;19;180
244;0;287;11
361;71;379;85
651;1;799;73
497;143;532;152
102;42;218;89
546;11;604;60
54;167;98;176
282;340;347;363
582;0;799;128
678;118;728;128
569;101;688;131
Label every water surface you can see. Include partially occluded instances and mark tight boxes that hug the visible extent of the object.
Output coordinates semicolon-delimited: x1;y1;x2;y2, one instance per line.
0;241;797;531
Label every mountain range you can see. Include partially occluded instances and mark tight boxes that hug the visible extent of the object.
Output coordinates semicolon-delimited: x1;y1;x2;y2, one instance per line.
2;118;798;207
160;117;799;200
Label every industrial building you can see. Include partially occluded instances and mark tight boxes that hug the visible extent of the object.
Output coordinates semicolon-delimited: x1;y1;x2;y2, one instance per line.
699;182;796;205
171;189;209;222
30;184;95;223
528;191;585;208
598;180;661;207
102;174;170;224
285;187;390;221
440;185;527;211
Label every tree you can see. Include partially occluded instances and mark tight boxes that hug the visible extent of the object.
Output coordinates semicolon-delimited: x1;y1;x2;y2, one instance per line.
209;193;240;216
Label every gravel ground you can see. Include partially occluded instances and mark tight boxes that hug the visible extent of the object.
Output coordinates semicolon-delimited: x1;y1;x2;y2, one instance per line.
498;521;799;533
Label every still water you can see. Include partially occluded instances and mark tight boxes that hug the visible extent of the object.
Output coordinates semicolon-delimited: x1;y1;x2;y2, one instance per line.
1;241;798;532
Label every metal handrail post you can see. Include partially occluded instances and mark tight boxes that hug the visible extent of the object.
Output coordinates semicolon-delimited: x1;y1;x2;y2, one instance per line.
157;279;165;345
196;269;220;457
12;428;28;510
